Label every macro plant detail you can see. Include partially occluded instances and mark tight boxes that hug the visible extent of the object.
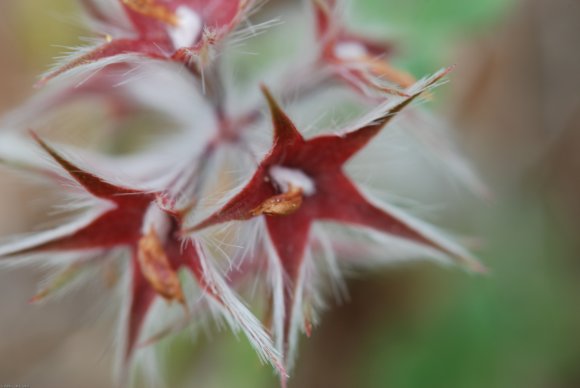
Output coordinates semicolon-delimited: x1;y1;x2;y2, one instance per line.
312;0;416;96
0;0;487;386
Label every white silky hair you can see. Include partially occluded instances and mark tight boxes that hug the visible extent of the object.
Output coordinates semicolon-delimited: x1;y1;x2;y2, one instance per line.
399;109;490;199
320;222;455;270
121;62;215;130
4;60;214;137
344;68;451;133
284;249;309;372
221;4;319;112
264;228;286;356
32;138;172;201
1;64;216;180
232;218;267;270
0;129;195;196
263;227;328;373
4;62;221;204
133;287;195;388
287;243;333;372
63;142;188;192
0;136;171;271
0;208;111;268
133;348;168;388
281;84;367;136
184;140;266;227
0;132;55;170
311;224;349;303
12;251;106;308
114;254;191;388
326;182;484;272
0;79;82;130
193;239;286;376
41;47;142;87
275;219;453;373
121;250;266;385
345;115;484;214
137;273;211;350
347;100;485;196
0;151;113;268
226;17;283;53
112;253;131;384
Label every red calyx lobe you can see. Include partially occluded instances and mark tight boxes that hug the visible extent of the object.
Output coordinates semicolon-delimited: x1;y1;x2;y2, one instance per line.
314;0;393;60
313;0;415;94
20;134;209;362
15;136;286;376
189;70;472;361
40;0;248;85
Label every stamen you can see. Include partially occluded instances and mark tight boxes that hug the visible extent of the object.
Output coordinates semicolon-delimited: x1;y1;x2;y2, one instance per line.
251;184;304;217
122;0;179;26
137;227;185;304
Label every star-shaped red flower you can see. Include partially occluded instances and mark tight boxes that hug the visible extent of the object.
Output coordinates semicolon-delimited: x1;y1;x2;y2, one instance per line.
313;0;416;96
188;68;484;369
0;134;283;374
40;0;256;84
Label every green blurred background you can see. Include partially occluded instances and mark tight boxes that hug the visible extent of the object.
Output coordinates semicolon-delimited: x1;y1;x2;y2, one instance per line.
1;0;580;387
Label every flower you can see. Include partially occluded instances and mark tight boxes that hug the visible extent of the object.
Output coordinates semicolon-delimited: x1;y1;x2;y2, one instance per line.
40;0;259;85
312;0;416;97
0;0;488;386
0;133;284;376
187;68;484;377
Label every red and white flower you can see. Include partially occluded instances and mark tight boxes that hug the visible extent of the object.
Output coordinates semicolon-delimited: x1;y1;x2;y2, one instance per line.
0;1;488;386
312;0;417;97
0;134;285;376
187;68;485;379
40;0;260;85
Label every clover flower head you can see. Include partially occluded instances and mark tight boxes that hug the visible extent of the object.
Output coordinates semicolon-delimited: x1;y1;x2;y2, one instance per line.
0;0;487;386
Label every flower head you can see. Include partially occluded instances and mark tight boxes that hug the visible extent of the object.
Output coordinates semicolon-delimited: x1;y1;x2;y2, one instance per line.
188;68;484;376
0;0;488;386
0;133;284;375
312;0;416;97
39;0;258;85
